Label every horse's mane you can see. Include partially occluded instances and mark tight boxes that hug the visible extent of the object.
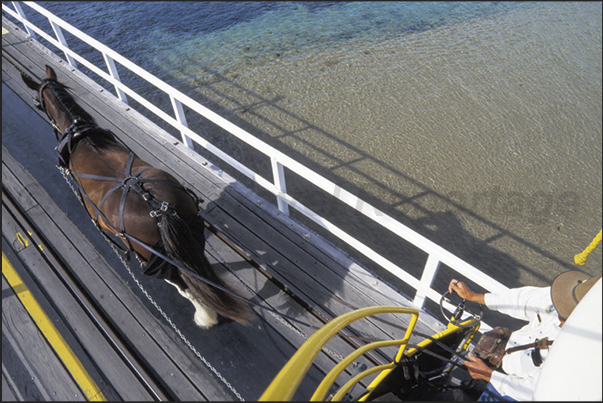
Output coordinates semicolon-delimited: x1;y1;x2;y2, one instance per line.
50;81;120;151
50;81;97;124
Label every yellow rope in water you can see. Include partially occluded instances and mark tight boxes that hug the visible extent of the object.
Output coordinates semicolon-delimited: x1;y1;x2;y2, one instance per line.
574;229;602;265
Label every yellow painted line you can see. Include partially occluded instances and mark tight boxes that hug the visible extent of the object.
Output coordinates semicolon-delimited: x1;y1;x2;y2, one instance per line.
2;27;8;35
2;252;107;401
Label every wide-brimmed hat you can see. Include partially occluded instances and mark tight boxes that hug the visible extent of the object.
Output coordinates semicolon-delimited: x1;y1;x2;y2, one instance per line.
551;271;602;320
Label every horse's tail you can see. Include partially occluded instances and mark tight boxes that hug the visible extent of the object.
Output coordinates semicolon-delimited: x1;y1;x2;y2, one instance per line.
157;212;253;325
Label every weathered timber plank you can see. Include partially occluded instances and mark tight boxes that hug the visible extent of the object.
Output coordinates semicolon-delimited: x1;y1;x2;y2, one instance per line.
2;276;85;401
2;238;123;401
2;367;20;402
217;185;446;339
205;193;430;352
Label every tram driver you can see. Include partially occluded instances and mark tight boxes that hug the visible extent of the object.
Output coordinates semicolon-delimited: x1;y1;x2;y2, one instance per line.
448;271;601;401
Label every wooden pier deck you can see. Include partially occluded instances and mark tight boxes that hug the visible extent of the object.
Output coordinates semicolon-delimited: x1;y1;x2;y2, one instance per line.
2;17;444;401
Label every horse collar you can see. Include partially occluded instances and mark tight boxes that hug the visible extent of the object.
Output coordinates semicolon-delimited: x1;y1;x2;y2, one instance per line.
55;121;98;168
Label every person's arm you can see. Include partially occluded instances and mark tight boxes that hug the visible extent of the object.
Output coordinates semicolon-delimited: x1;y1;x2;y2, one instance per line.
448;279;549;321
464;353;539;401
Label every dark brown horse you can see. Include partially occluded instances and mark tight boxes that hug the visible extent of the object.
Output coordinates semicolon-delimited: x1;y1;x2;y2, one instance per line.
22;65;252;327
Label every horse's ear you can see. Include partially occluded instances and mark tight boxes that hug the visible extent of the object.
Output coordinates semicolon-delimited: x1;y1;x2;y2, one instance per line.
21;73;40;91
45;65;57;80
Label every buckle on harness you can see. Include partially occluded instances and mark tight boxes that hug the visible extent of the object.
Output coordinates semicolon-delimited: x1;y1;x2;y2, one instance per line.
150;201;170;218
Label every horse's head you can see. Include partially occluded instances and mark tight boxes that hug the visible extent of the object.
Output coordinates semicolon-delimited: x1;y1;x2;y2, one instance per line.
21;65;95;135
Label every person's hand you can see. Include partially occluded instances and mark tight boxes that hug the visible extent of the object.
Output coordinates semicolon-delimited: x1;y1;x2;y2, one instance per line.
463;353;494;381
448;279;485;304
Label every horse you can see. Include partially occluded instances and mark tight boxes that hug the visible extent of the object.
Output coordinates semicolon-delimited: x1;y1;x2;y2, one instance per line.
22;65;253;328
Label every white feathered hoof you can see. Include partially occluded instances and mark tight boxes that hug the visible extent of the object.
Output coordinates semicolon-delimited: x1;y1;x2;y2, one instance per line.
166;280;218;328
188;293;218;328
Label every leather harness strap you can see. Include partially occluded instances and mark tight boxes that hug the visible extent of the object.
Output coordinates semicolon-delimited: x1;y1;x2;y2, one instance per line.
38;78;200;256
69;148;198;253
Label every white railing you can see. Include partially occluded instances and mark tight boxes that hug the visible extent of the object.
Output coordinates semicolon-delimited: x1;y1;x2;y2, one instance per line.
3;1;509;331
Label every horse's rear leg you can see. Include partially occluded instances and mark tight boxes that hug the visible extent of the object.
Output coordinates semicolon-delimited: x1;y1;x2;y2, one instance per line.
165;279;218;328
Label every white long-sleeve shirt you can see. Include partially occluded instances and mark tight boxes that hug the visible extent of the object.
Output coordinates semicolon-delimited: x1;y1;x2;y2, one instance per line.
483;286;563;401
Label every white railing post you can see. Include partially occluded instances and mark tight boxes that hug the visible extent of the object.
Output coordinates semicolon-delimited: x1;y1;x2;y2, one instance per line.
413;254;441;309
170;96;194;149
11;1;36;39
271;157;289;216
102;53;128;105
48;19;77;68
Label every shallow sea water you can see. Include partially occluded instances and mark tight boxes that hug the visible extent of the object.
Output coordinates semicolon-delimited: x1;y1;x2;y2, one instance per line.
23;2;603;298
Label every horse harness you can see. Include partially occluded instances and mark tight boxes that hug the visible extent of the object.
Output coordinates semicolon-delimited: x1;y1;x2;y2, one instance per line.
37;78;202;271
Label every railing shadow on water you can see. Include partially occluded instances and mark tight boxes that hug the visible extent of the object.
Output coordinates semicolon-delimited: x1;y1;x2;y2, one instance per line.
147;62;576;282
3;2;584;330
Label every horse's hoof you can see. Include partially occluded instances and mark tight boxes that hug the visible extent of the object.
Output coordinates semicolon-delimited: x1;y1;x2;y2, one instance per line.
194;308;218;328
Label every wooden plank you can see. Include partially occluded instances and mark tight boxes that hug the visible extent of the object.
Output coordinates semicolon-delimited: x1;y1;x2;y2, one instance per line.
1;155;39;213
2;368;20;402
2;322;54;401
207;193;439;351
2;239;123;402
218;181;447;336
2;274;85;401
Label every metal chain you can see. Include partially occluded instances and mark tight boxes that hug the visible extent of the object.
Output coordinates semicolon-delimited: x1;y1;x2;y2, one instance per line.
57;165;245;401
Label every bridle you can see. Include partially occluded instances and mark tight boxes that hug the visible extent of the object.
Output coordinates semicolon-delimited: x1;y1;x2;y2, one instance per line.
35;78;100;167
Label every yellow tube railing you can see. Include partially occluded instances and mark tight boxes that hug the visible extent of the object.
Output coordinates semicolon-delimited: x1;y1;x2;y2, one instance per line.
259;306;419;401
331;363;396;401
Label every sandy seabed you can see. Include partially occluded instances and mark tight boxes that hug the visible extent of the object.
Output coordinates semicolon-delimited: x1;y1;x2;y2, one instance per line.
163;2;601;296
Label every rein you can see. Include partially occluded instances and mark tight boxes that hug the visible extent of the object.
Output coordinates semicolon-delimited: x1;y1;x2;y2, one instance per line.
65;168;473;369
41;77;473;372
37;79;317;328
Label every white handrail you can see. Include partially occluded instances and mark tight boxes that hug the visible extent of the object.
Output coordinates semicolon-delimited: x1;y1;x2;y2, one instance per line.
4;1;509;331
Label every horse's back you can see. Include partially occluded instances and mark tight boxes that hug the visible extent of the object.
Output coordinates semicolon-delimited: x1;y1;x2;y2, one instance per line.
70;138;198;249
